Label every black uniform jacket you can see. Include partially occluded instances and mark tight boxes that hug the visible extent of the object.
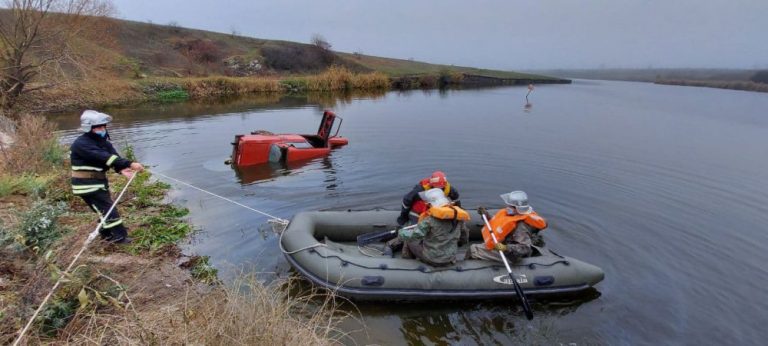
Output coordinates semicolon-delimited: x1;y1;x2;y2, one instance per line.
70;132;132;193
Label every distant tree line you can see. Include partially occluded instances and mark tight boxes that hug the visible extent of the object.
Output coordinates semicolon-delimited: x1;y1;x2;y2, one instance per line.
751;70;768;84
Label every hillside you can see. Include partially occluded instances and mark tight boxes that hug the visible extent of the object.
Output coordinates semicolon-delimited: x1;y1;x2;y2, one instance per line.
109;19;558;81
2;13;567;113
527;68;758;83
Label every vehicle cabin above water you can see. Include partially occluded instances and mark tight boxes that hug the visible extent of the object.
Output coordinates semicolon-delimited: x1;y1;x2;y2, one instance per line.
230;110;349;167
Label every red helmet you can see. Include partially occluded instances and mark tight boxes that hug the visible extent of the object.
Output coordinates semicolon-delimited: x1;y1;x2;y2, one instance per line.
428;171;447;188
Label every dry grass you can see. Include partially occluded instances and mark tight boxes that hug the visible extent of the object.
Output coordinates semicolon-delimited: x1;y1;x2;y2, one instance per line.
0;114;67;176
51;274;354;345
305;66;390;91
181;76;283;97
173;275;354;345
16;79;145;113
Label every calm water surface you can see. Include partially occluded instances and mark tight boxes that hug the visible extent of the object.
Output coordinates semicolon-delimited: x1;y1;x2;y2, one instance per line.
52;81;768;344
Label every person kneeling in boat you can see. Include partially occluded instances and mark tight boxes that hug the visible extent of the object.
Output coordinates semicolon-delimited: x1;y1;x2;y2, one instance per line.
396;188;470;267
385;171;461;256
397;171;460;226
468;191;548;262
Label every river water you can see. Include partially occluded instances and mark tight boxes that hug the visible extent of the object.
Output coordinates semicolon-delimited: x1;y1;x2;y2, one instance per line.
52;81;768;344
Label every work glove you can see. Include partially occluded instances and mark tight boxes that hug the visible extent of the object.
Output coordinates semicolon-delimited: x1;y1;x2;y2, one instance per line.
494;242;508;252
477;206;490;219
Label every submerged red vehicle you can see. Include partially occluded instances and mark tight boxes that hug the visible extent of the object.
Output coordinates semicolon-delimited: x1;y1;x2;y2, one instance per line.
230;110;348;167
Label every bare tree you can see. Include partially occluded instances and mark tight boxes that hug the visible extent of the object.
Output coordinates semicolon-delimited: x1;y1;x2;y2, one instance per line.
0;0;114;110
311;33;331;52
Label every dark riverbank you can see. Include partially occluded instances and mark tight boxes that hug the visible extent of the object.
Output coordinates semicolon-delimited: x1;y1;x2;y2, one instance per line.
16;69;569;114
654;79;768;93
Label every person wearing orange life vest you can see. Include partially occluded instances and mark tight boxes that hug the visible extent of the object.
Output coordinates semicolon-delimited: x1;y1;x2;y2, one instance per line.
396;188;470;266
468;191;548;262
384;171;461;257
397;171;460;226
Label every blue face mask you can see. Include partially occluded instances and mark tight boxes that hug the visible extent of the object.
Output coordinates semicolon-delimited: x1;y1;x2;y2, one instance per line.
94;129;107;138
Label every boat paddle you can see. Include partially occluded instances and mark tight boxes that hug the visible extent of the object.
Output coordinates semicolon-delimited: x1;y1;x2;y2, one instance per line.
357;224;417;246
480;211;534;320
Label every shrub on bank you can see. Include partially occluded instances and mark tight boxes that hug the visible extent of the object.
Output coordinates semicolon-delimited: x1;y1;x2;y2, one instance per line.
439;68;464;86
14;200;67;253
0;174;58;199
0;114;68;175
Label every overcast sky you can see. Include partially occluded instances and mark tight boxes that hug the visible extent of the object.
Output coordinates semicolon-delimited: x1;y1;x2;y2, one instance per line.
111;0;767;70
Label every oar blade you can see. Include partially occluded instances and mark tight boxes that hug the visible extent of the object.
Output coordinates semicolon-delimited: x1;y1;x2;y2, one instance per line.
509;272;534;320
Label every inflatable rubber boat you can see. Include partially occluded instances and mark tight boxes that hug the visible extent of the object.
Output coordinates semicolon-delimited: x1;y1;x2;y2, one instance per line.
280;210;604;300
230;110;348;167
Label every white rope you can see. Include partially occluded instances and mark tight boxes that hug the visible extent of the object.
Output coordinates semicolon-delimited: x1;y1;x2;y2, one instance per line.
358;244;385;258
151;171;289;225
13;173;137;346
278;226;326;255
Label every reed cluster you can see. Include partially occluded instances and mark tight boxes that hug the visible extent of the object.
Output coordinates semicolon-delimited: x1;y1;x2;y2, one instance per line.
181;76;283;97
305;66;390;91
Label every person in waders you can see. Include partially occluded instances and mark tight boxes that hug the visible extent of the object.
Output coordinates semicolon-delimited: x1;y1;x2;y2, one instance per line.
70;110;144;244
468;191;548;262
394;188;469;266
384;171;461;257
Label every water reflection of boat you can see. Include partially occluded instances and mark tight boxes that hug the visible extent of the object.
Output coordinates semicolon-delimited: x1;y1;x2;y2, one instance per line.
281;210;604;301
229;110;348;167
232;161;302;184
232;155;338;185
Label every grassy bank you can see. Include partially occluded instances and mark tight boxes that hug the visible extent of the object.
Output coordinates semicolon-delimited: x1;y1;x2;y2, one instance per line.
654;79;768;93
16;67;393;113
16;65;566;114
0;116;348;344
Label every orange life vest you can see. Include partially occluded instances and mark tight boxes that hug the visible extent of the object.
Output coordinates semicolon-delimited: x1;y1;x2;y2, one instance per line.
418;204;470;222
412;180;452;214
481;209;547;250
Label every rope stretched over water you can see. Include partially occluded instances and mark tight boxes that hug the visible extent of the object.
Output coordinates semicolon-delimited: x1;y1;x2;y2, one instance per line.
151;171;289;226
13;173;137;346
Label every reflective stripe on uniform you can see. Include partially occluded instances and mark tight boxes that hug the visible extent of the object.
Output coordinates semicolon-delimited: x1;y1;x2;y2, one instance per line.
71;166;104;171
73;187;101;195
72;184;106;190
102;219;123;229
72;184;105;195
106;155;118;166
